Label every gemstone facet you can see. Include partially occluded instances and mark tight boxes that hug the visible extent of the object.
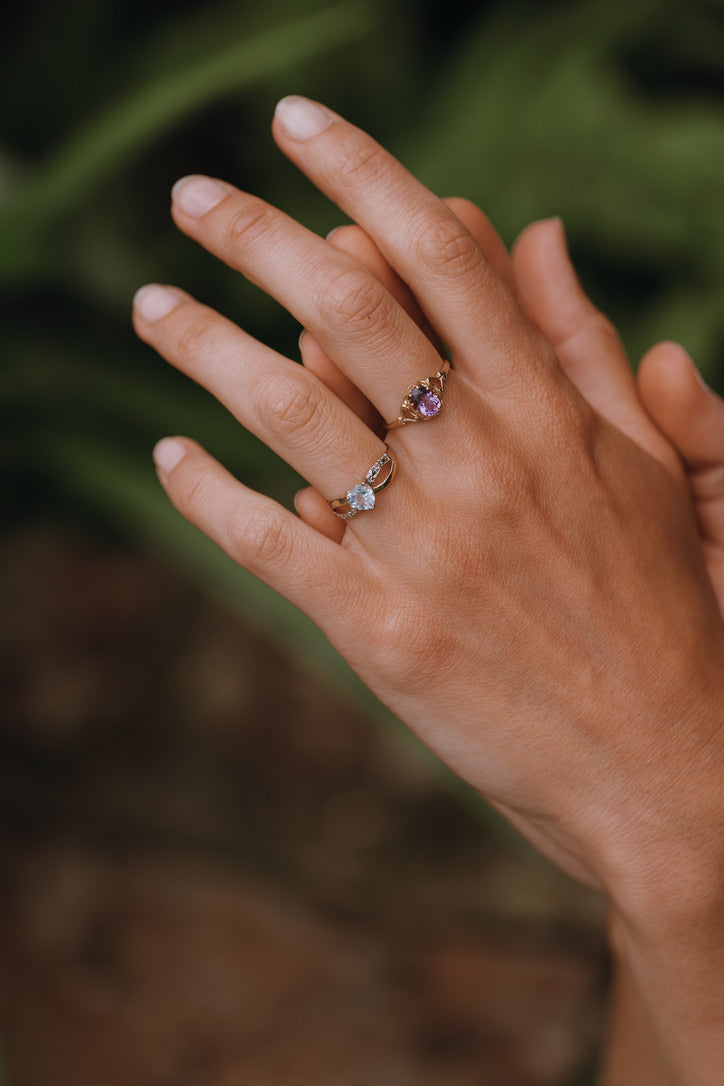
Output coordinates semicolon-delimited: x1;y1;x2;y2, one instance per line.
409;386;441;418
347;483;375;511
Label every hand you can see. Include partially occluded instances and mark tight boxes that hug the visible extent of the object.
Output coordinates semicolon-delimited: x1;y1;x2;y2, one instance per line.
134;97;724;912
303;209;724;613
132;97;724;1082
133;96;724;922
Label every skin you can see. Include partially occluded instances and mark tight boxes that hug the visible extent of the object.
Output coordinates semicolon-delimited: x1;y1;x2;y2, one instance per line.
303;210;724;1084
132;97;724;1083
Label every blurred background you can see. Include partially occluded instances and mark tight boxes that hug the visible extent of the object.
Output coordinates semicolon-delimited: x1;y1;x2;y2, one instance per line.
2;0;723;1082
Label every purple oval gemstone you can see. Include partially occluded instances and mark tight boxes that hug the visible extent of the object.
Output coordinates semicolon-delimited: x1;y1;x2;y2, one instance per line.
409;386;441;418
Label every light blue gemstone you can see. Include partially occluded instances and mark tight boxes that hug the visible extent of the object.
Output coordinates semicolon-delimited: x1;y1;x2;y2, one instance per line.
347;483;375;511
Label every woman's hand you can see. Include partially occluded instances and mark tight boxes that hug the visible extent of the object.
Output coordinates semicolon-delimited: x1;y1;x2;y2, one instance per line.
132;95;723;970
304;208;724;612
133;97;724;907
298;206;724;1083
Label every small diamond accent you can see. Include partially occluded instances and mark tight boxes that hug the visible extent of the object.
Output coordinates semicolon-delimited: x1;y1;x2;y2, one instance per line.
347;483;375;511
366;453;390;484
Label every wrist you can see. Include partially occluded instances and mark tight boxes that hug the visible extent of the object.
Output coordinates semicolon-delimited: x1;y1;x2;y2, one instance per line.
607;885;724;1085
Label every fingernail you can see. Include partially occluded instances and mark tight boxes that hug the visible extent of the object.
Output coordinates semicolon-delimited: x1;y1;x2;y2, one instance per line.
325;226;343;241
133;284;182;322
298;328;307;351
275;96;333;140
153;437;187;474
293;489;304;513
172;175;228;217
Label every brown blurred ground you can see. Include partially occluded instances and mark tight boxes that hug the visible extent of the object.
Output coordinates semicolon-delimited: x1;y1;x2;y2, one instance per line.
0;530;607;1085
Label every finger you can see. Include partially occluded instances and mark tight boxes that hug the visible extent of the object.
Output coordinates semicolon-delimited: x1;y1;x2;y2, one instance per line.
133;284;386;503
271;97;553;393
325;223;439;342
301;206;513;426
444;197;516;297
294;484;345;543
169;175;445;425
638;343;723;468
301;221;436;432
299;327;382;432
512;217;682;476
513;217;636;400
152;436;358;625
638;342;724;544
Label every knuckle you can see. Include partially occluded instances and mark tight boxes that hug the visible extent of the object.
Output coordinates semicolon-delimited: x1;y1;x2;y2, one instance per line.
338;142;386;189
319;267;388;330
260;371;326;445
174;313;218;363
414;214;484;278
370;590;440;685
226;200;277;249
175;465;214;513
586;310;622;349
238;508;291;570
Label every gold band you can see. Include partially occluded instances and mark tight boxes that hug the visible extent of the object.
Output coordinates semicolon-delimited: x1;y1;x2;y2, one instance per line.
328;446;396;520
385;358;451;430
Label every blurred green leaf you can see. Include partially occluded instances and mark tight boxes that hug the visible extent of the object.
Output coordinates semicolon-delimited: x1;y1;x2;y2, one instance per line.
403;0;724;374
0;0;377;278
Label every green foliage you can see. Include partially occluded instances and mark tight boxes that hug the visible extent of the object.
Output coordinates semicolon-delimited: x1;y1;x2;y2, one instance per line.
2;0;723;699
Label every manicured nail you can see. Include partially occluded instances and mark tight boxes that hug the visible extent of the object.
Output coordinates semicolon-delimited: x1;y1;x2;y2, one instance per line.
275;96;333;140
171;175;228;217
153;437;187;474
133;284;182;322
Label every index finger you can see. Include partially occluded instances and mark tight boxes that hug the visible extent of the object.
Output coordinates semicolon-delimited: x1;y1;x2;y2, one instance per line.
272;97;555;395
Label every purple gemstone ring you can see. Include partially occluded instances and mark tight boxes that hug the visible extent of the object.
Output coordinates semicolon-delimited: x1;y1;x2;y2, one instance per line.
328;446;396;521
385;358;451;430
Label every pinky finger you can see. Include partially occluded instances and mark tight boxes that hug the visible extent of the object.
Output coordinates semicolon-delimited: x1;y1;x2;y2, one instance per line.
299;329;382;433
294;484;346;543
153;436;355;627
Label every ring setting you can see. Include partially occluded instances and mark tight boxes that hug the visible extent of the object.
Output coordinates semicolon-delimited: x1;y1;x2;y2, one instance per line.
386;358;450;430
328;447;396;520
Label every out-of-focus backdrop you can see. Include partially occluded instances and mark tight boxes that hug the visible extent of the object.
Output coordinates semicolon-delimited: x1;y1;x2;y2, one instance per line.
2;1;723;1083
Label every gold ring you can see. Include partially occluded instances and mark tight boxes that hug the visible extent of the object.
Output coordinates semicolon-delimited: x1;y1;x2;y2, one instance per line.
385;358;451;430
328;446;396;521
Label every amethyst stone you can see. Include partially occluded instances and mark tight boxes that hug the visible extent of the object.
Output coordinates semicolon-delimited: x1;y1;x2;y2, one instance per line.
409;385;441;418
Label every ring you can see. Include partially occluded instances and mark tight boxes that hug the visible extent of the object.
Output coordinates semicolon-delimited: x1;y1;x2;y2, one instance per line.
328;446;396;520
385;358;451;430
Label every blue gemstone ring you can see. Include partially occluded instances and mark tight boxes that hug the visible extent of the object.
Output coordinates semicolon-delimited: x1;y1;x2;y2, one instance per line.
328;446;396;521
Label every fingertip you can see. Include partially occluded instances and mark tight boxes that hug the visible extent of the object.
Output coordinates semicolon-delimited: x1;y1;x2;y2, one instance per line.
294;485;345;542
512;216;567;265
324;222;376;261
637;341;702;402
153;437;188;476
636;342;721;469
273;95;334;142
